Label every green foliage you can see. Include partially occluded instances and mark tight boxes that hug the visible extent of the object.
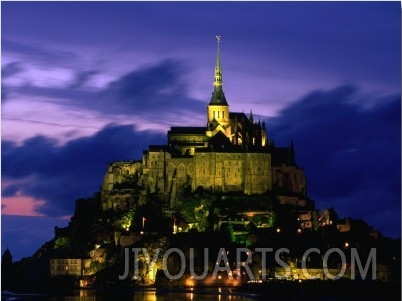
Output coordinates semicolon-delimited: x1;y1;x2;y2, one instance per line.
178;196;213;231
53;237;71;249
85;261;104;275
137;236;169;284
267;211;276;228
116;207;136;231
246;232;258;246
220;222;235;243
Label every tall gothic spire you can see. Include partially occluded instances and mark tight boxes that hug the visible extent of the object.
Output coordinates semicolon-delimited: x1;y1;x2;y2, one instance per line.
209;35;228;106
213;35;223;87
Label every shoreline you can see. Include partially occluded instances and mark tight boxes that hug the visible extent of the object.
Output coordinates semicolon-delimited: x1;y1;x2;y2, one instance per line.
3;279;400;299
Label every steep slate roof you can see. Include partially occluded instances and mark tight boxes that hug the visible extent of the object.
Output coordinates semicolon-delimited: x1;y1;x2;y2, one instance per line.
168;127;206;135
209;87;228;106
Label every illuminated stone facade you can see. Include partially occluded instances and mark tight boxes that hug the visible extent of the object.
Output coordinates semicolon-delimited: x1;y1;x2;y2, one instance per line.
101;38;306;210
50;258;85;277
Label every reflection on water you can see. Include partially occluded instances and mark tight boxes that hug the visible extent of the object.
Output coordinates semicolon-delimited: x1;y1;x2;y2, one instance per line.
72;289;254;301
3;288;257;301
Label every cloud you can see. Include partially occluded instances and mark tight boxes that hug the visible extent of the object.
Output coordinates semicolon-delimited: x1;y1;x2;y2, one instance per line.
2;61;24;78
268;85;401;238
3;59;206;129
2;124;165;217
2;59;209;147
69;70;99;89
1;194;46;216
1;61;25;101
97;59;206;117
2;39;78;66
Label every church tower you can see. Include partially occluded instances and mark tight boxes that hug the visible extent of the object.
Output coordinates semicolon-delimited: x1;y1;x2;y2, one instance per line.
207;36;231;138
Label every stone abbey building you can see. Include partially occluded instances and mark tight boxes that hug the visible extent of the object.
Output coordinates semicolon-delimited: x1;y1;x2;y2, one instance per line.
101;38;307;211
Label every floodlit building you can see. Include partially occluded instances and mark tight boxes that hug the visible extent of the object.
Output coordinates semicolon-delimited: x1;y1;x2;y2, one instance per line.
50;258;85;277
101;37;307;211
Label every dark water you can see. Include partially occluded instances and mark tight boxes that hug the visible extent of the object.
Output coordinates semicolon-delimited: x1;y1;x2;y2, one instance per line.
5;282;399;301
2;288;258;301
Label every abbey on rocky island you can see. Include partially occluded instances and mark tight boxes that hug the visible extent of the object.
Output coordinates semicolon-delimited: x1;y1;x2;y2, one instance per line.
101;37;307;212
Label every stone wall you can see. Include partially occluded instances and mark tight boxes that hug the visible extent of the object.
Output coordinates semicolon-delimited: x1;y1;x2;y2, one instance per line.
101;161;142;210
193;152;271;194
272;164;306;195
101;149;277;210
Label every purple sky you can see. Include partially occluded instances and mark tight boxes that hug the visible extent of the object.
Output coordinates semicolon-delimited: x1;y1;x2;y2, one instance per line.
2;1;401;260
